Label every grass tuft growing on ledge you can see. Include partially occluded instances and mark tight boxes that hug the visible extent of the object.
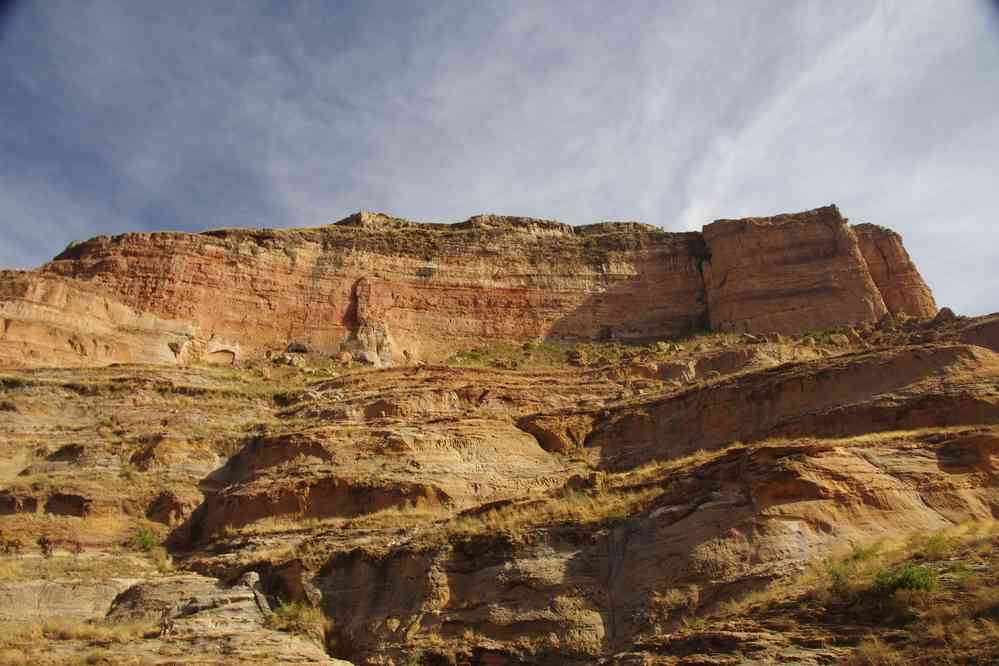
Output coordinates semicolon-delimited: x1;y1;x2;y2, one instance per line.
264;601;327;643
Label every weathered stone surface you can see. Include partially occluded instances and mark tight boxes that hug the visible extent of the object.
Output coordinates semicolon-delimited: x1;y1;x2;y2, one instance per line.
39;213;710;364
0;577;138;622
702;205;888;334
0;270;197;368
853;222;937;318
0;206;941;368
2;317;999;663
315;428;999;662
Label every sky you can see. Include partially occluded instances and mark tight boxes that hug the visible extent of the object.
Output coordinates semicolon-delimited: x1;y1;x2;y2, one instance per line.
1;0;997;315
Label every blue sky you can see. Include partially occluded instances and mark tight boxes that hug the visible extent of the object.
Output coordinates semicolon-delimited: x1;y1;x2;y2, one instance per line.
1;0;997;314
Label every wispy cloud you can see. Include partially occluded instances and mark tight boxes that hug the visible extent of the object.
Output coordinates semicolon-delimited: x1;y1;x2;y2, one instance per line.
0;0;996;314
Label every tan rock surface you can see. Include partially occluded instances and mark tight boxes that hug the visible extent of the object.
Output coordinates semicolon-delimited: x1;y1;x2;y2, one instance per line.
0;205;938;368
853;222;937;318
702;205;889;334
1;207;994;665
0;270;197;368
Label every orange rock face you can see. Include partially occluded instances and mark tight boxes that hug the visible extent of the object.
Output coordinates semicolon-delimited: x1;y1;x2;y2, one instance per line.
39;213;710;363
0;270;197;368
0;206;940;367
853;222;938;318
702;205;889;334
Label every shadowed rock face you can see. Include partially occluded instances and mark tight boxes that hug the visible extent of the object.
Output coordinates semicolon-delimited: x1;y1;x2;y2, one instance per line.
3;205;935;368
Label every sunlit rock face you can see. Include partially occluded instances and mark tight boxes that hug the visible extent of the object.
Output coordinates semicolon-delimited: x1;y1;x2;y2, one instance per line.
0;205;935;367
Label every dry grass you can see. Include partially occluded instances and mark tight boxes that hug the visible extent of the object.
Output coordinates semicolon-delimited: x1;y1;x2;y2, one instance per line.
0;649;126;666
845;637;904;665
711;520;999;664
0;560;21;580
449;486;661;538
623;446;738;485
226;505;446;537
263;601;327;643
0;514;142;561
0;619;155;647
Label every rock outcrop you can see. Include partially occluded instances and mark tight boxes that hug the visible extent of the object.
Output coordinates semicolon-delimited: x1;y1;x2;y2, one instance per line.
2;310;999;663
702;205;889;334
853;222;937;317
0;205;936;368
35;213;709;366
0;270;197;368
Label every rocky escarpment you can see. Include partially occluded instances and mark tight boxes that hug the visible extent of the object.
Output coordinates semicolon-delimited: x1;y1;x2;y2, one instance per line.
0;270;205;368
38;213;710;366
1;204;936;368
2;313;999;664
702;207;889;333
853;222;938;317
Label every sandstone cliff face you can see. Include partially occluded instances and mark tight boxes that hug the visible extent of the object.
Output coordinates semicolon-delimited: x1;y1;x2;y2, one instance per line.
0;270;197;368
2;315;999;664
853;222;938;317
0;205;940;368
40;213;709;364
702;205;889;334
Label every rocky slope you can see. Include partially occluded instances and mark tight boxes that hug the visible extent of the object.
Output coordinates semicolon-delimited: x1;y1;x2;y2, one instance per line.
1;308;998;664
3;203;989;665
1;205;935;368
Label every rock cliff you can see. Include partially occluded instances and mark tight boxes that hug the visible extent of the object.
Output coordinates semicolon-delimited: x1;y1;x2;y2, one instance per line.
2;313;999;664
1;205;935;368
853;222;938;317
702;206;889;333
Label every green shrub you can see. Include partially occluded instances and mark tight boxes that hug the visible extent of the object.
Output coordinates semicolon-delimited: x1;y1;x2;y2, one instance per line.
873;563;937;595
848;541;883;563
915;533;952;560
825;560;859;601
125;528;158;552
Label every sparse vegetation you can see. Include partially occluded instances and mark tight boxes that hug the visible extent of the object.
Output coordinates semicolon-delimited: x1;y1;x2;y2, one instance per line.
263;601;327;643
449;486;660;538
125;527;159;552
0;619;155;646
2;306;998;665
873;562;937;596
715;521;999;664
149;545;172;573
846;637;903;665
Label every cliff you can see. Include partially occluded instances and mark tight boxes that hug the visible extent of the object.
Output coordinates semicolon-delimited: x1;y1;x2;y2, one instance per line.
853;222;938;317
699;205;926;333
0;270;201;368
0;205;936;368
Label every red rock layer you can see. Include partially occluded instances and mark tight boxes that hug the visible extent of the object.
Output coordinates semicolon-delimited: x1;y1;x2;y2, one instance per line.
41;213;709;362
0;206;940;367
702;205;888;334
853;223;937;318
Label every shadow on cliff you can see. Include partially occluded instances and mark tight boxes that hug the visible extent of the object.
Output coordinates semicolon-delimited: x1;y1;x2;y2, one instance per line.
544;275;708;343
164;433;261;552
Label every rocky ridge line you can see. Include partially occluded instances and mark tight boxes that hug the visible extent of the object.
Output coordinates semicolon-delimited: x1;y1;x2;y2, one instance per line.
0;204;936;369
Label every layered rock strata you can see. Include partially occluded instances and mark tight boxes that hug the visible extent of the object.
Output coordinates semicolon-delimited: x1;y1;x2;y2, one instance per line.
702;206;888;333
0;205;938;368
853;222;938;317
0;270;200;367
